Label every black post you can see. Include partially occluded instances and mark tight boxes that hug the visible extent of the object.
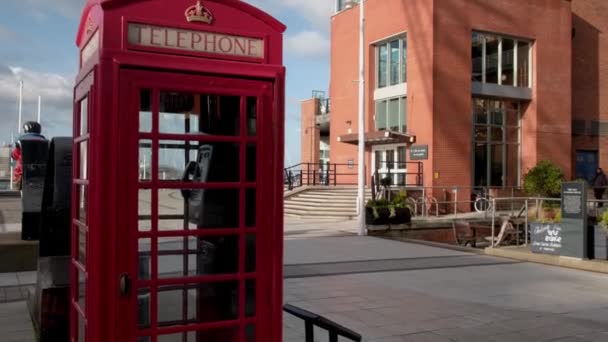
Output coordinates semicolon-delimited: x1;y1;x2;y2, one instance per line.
325;164;330;186
305;321;314;342
334;163;337;186
307;163;310;185
329;331;338;342
313;169;317;185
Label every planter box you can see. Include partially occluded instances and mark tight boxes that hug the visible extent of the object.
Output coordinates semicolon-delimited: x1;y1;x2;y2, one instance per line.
594;226;608;260
389;207;411;225
365;207;390;225
530;223;562;255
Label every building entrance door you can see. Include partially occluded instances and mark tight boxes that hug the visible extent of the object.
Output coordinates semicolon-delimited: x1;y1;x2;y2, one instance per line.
576;150;598;183
116;69;273;342
372;145;407;186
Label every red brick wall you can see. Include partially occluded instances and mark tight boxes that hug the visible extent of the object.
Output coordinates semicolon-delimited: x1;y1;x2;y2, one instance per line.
300;98;320;164
572;0;608;172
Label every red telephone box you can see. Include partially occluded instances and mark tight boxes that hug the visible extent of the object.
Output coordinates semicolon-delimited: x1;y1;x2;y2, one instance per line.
72;1;285;341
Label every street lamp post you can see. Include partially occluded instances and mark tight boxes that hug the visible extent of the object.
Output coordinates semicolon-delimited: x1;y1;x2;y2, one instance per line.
357;0;366;236
18;80;23;134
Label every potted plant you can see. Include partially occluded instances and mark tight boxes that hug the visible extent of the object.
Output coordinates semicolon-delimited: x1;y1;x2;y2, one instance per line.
594;210;608;260
389;191;412;225
365;199;391;226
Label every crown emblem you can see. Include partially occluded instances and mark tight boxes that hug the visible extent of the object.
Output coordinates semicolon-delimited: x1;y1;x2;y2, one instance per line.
185;1;214;24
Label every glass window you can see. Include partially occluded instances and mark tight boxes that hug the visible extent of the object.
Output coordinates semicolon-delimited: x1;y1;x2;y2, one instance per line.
140;89;152;133
388;98;400;131
399;97;407;132
485;35;499;84
472;98;521;187
376;100;387;131
472;33;483;82
80;98;88;136
517;41;531;87
501;39;515;86
378;45;388;88
390;40;400;86
472;31;532;89
402;38;407;83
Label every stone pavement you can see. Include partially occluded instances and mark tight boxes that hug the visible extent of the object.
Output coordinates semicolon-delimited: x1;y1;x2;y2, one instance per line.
283;220;608;342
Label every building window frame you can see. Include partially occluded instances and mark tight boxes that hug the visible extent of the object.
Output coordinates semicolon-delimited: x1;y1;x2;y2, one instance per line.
375;96;407;133
375;34;407;90
472;31;533;88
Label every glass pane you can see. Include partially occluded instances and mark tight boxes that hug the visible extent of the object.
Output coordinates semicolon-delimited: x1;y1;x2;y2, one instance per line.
80;98;88;136
158;327;239;342
474;126;487;142
378;45;388;88
159;141;240;182
474;144;488;187
388;98;399;131
246;189;256;227
139;239;151;280
246;144;256;182
506;127;519;144
490;101;504;125
506;102;520;126
160;92;240;136
402;37;407;83
78;314;85;342
399;97;406;132
157;282;239;326
77;185;87;223
158;188;240;230
138;337;151;342
139;189;152;232
386;150;394;169
78;270;86;312
501;39;515;86
390;40;400;85
375;100;387;130
397;146;406;167
375;151;382;170
247;97;257;136
246;234;256;273
140;89;152;133
517;41;531;87
491;127;504;142
472;33;483;82
139;140;152;182
79;140;88;180
138;288;151;329
158;236;239;279
490;144;504;186
246;280;256;317
506;144;520;187
473;98;487;124
78;227;86;265
485;35;499;84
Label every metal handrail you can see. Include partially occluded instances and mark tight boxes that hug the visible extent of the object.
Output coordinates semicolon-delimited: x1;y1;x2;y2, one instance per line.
284;304;362;342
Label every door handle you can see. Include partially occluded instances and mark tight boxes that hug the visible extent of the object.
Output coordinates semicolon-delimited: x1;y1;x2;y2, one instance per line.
119;273;131;296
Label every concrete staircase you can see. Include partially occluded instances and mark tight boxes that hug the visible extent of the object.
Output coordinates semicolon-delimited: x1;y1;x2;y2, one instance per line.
284;187;372;220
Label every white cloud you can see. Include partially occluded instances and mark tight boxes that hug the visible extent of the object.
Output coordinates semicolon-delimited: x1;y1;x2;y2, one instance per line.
285;30;330;58
247;0;333;32
0;26;17;41
0;65;73;139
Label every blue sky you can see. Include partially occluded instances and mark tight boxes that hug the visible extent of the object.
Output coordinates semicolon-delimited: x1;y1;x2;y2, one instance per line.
0;0;333;165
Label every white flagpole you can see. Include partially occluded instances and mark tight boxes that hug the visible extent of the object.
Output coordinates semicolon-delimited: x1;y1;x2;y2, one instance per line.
9;133;14;191
37;96;41;123
357;0;366;236
18;80;23;134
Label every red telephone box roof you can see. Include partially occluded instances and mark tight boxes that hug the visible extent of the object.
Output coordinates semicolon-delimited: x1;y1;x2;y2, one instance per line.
76;0;286;46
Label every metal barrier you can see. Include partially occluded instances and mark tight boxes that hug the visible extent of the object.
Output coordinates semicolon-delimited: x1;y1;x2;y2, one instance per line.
284;303;362;342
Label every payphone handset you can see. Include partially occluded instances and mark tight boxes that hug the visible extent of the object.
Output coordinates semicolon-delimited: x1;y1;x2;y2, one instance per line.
181;145;212;226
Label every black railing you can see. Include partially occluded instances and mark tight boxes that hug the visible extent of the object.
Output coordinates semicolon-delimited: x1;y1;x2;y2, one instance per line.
284;304;362;342
371;161;424;196
316;98;331;115
284;163;358;190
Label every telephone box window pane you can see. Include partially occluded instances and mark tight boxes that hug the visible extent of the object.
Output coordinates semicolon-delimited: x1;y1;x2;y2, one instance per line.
158;188;239;230
78;314;85;342
158;236;239;279
78;227;87;265
246;280;256;317
138;239;151;280
246;189;256;227
138;337;150;342
247;97;257;136
246;325;256;342
158;327;239;342
139;189;152;232
159;141;239;182
78;271;86;312
246;144;256;182
79;141;88;180
80;98;88;136
140;89;152;133
77;185;87;223
160;92;240;136
157;282;239;326
139;140;152;182
246;234;256;273
138;288;151;329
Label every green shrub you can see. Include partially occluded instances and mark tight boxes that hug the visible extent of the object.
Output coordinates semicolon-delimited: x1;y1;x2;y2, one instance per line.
599;210;608;230
523;160;564;198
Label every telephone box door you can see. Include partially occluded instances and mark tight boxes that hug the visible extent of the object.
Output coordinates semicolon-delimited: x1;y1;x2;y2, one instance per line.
116;69;274;342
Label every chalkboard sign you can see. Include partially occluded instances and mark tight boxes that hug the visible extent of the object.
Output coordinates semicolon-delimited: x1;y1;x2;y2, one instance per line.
530;223;562;255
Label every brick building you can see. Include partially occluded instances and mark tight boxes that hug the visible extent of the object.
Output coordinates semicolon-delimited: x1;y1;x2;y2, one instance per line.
300;0;608;198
